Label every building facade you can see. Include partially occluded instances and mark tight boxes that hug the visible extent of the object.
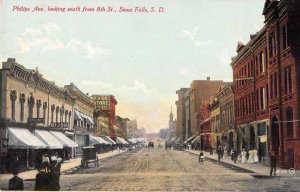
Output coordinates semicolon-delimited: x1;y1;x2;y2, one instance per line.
184;89;191;141
217;84;235;154
209;97;221;152
65;83;95;155
115;116;129;138
92;95;117;140
0;58;77;172
231;0;300;168
175;88;189;142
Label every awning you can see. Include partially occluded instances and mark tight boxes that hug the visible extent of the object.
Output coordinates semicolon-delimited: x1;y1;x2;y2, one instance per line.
170;136;178;142
86;116;94;125
174;137;181;144
8;127;46;149
103;136;116;145
50;131;79;148
184;136;194;144
65;131;74;136
191;136;201;144
98;137;109;144
34;130;63;149
116;137;128;145
74;110;83;121
89;135;100;145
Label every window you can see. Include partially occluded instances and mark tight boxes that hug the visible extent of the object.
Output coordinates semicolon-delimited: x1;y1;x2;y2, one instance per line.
256;89;259;111
261;87;266;110
10;90;17;121
270;75;273;99
19;93;26;122
51;104;55;123
260;51;266;73
284;66;292;94
28;95;35;118
43;102;47;124
274;72;278;98
36;99;42;118
286;107;294;138
56;106;59;123
268;32;276;58
282;24;288;50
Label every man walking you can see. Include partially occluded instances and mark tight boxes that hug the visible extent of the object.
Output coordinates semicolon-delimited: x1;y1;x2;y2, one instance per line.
270;150;277;177
199;151;204;165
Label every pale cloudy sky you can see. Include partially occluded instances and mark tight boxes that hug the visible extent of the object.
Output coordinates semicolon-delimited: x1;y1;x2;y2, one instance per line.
0;0;265;133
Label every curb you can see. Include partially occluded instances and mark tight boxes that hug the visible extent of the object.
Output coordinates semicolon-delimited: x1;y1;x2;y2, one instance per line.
184;150;272;178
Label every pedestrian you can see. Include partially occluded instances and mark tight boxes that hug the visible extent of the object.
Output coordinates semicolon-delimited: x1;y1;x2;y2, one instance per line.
270;150;277;177
253;149;259;163
49;152;62;191
35;166;50;191
241;149;247;163
42;153;50;172
199;151;204;164
8;169;24;191
233;149;238;164
223;145;227;159
230;149;234;161
217;146;222;163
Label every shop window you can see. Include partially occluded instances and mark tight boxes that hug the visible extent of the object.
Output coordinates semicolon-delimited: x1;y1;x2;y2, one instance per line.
10;90;17;121
286;107;294;138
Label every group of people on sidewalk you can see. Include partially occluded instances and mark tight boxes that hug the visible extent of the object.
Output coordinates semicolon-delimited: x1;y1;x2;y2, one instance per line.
8;151;63;191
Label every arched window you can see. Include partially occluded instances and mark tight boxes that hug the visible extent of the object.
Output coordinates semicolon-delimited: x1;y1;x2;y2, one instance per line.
19;93;26;122
51;104;55;123
65;110;68;124
43;102;47;124
60;105;64;123
286;107;294;138
56;106;60;124
28;95;35;118
10;90;17;121
36;99;42;118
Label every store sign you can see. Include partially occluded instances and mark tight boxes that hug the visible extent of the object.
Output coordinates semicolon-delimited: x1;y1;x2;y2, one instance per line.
50;122;69;128
28;118;44;124
95;96;110;110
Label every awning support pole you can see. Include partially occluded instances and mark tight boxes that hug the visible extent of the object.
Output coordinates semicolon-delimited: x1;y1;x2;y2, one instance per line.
26;148;29;169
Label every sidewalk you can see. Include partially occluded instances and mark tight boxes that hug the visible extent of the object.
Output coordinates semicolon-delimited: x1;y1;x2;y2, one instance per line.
0;150;124;182
186;149;300;178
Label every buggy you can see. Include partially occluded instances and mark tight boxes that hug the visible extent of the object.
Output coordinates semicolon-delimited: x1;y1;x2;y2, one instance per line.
81;146;99;168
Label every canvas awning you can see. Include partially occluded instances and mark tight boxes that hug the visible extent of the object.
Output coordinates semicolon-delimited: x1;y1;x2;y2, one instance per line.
184;136;194;144
74;110;83;121
103;136;116;145
7;127;46;149
34;130;63;149
174;137;181;144
98;137;109;144
191;136;201;144
50;131;79;148
116;137;128;145
86;116;94;125
89;135;100;145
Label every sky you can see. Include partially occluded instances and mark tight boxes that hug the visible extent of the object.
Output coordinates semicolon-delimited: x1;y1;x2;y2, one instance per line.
0;0;266;133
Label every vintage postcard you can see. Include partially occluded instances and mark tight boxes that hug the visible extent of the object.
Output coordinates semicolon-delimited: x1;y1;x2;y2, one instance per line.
0;0;300;191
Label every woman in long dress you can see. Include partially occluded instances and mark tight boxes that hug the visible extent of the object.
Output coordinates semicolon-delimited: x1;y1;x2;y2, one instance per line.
253;149;259;163
241;149;247;163
248;150;254;163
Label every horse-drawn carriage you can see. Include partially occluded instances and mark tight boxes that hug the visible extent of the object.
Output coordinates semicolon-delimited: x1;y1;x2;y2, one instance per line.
81;146;99;168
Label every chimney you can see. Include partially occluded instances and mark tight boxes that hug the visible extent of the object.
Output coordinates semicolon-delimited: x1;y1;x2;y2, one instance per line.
207;76;210;81
7;58;16;62
86;93;89;96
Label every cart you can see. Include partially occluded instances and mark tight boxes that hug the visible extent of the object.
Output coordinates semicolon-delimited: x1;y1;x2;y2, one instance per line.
81;146;99;168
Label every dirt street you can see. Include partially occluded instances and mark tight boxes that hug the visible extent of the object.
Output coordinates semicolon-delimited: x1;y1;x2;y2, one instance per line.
56;148;299;191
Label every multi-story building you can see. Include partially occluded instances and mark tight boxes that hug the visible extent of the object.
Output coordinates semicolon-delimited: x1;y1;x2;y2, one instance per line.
65;83;95;155
190;77;229;136
127;119;138;138
175;88;189;142
0;58;78;172
209;97;220;152
217;84;235;154
92;95;117;140
231;0;300;168
115;116;129;139
184;89;191;141
199;102;211;151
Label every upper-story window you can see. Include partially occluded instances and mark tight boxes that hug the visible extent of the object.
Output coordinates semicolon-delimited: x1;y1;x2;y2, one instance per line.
36;99;42;118
284;65;292;95
10;90;17;121
43;102;47;124
268;32;276;58
19;93;26;122
28;95;35;118
260;51;266;74
51;104;55;123
286;107;294;138
60;105;64;123
56;106;60;123
282;23;289;50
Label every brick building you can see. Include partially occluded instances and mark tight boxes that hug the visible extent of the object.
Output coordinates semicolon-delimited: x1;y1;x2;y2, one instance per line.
231;0;300;168
92;95;117;141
